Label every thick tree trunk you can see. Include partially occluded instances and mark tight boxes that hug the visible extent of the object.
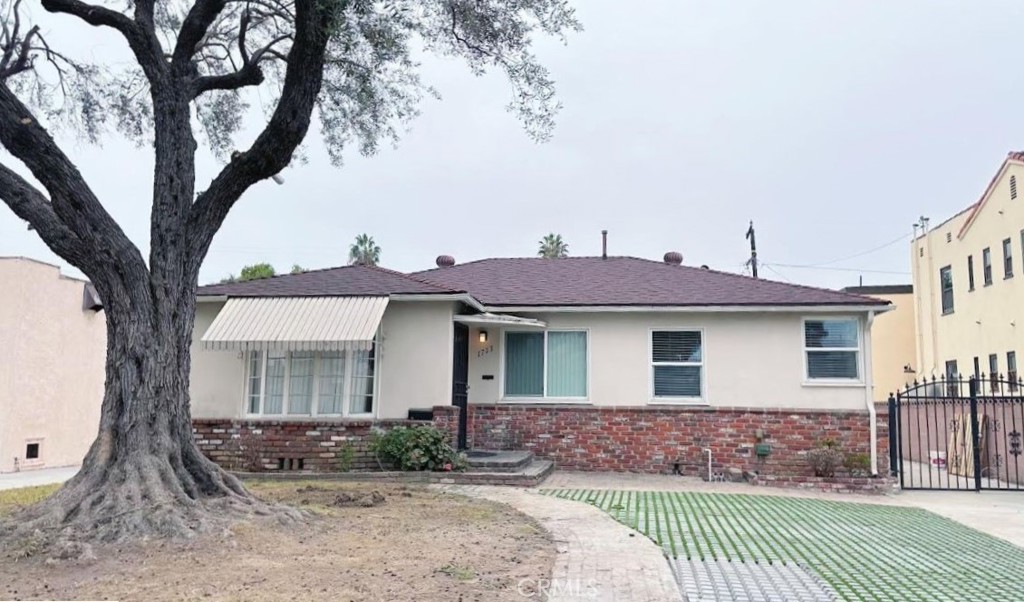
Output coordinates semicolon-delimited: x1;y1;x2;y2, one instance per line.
0;0;333;553
4;274;291;548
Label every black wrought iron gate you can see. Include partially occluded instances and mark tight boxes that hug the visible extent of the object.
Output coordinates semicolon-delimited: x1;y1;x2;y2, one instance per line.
889;374;1024;491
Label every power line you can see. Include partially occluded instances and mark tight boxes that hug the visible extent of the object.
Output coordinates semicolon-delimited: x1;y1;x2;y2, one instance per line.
761;263;793;283
764;262;911;276
803;232;911;268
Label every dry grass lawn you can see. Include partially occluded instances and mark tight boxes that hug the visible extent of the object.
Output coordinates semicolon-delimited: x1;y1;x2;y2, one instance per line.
0;480;554;601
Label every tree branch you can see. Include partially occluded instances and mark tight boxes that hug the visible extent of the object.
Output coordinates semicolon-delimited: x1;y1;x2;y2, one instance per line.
172;0;229;71
0;83;147;274
191;33;289;96
40;0;165;82
186;0;333;269
0;162;92;267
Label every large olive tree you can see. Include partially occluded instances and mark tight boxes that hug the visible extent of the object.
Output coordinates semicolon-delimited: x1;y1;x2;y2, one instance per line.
0;0;578;544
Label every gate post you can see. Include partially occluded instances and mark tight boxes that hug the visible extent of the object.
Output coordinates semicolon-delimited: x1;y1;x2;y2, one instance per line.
888;393;898;477
969;377;983;492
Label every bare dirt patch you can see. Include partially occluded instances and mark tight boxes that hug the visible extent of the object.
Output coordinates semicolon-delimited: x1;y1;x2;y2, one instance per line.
0;481;553;601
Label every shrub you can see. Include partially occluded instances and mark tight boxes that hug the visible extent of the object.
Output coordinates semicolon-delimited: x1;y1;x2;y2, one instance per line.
844;452;872;477
807;445;844;478
370;425;467;472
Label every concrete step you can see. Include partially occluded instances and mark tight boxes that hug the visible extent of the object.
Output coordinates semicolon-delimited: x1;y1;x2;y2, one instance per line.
465;449;534;473
445;459;554;487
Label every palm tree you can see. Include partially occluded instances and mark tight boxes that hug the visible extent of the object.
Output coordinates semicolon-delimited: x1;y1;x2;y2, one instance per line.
349;234;382;266
538;233;569;258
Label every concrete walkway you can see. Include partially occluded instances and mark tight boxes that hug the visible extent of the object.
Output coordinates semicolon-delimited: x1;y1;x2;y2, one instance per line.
0;465;77;491
542;471;1024;548
440;485;681;602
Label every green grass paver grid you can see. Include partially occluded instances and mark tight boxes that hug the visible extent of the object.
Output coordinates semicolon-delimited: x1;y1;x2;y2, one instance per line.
545;489;1024;602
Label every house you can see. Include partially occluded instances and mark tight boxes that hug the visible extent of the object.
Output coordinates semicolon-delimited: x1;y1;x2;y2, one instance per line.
0;257;105;473
190;253;892;480
840;285;916;398
911;151;1024;384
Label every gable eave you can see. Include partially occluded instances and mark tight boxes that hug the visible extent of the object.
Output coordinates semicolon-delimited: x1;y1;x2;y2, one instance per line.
957;156;1024;240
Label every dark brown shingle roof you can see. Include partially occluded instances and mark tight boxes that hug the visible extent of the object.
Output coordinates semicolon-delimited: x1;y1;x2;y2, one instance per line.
841;284;913;295
413;256;889;308
198;264;461;297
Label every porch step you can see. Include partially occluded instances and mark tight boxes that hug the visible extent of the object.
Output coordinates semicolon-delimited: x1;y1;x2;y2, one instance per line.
448;459;554;487
465;450;534;473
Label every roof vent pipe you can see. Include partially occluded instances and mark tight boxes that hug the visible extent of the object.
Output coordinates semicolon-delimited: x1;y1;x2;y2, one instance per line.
663;251;683;265
601;230;608;260
435;255;455;268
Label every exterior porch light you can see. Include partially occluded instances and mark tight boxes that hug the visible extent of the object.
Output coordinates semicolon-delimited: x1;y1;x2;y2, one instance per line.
479;329;488;343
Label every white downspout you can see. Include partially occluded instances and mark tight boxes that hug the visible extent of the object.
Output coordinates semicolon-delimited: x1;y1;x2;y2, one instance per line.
865;310;878;476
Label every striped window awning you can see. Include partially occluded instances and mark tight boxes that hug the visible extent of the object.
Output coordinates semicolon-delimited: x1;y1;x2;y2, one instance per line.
200;296;388;352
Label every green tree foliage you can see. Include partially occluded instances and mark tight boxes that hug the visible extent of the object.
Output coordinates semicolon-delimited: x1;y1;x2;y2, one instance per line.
538;233;569;258
349;233;381;266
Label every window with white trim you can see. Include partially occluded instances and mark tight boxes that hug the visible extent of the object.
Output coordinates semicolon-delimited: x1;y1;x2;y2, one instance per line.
651;330;703;399
504;330;588;399
246;346;376;416
804;319;860;380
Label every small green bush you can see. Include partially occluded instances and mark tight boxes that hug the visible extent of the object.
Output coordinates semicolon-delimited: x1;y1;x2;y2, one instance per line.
370;425;467;472
807;444;844;478
844;452;872;477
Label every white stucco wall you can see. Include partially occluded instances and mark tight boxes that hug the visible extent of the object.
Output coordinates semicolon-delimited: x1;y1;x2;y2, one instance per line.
0;258;106;473
468;311;870;410
189;299;456;420
377;301;456;418
189;301;245;418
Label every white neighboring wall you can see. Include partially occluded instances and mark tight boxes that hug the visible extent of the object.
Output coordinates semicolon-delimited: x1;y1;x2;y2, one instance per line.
468;311;870;410
189;299;457;420
0;258;106;473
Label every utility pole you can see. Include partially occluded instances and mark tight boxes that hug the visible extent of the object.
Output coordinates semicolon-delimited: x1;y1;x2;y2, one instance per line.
745;220;758;278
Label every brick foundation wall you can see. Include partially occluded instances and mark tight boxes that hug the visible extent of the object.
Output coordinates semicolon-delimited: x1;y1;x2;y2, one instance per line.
193;406;458;472
470;404;890;478
431;405;461;445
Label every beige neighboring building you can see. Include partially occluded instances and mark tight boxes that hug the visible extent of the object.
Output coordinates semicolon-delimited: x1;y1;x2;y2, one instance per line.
841;285;916;399
0;257;106;473
912;151;1024;382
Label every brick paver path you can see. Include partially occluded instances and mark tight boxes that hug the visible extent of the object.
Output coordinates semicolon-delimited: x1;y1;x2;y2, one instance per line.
439;485;681;602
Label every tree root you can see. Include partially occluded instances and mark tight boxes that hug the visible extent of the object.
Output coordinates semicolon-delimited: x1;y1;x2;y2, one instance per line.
0;455;301;560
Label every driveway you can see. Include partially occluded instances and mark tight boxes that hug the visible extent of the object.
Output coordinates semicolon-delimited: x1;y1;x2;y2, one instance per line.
541;472;1024;602
0;465;77;491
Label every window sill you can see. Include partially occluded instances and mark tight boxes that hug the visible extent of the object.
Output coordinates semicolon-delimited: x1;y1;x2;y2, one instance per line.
941;309;954;316
243;414;375;421
802;380;866;388
648;398;709;406
1006;275;1015;280
499;398;591;404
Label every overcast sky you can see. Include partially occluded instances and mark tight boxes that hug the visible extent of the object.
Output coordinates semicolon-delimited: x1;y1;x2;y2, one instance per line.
3;0;1024;288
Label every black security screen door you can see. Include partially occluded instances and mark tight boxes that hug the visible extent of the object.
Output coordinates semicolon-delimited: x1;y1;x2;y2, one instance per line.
452;323;470;450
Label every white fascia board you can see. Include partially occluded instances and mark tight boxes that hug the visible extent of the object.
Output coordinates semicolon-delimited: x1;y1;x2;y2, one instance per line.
389;293;485;312
483;304;893;314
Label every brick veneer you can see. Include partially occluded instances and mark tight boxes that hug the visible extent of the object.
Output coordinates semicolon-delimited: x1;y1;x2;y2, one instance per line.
193;405;458;472
469;404;890;478
430;405;461;445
